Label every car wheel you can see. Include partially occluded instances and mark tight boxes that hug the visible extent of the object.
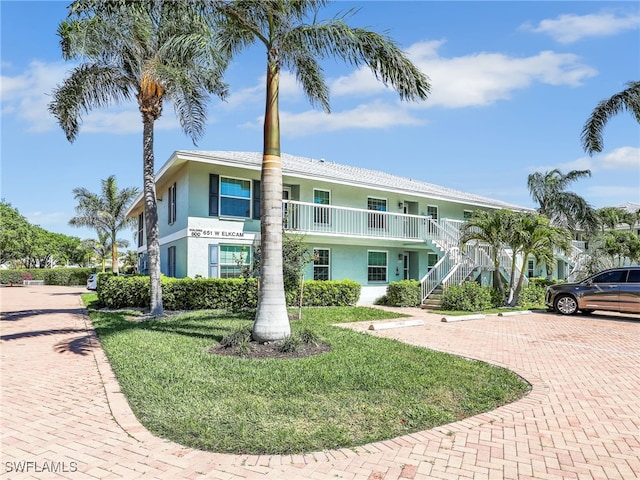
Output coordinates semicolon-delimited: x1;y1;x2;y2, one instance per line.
580;309;594;315
554;294;578;315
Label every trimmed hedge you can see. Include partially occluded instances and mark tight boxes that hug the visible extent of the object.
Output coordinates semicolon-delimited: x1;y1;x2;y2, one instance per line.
442;281;493;311
383;280;421;307
289;279;361;307
98;276;360;310
0;268;96;286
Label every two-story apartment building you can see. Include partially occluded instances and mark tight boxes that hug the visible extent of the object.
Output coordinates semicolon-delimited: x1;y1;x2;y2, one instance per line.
127;150;570;304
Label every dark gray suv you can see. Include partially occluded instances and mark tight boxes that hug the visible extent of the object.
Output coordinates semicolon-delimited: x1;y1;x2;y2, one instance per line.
545;266;640;315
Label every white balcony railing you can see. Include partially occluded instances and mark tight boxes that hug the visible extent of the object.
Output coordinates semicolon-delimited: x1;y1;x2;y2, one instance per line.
283;200;431;241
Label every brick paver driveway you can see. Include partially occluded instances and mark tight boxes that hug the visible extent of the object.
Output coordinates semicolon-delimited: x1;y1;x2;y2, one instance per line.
1;286;638;479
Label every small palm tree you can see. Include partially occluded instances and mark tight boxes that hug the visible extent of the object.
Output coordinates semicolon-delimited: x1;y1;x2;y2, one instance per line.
527;169;598;232
581;81;640;155
212;0;431;342
460;209;515;301
49;1;228;316
69;176;138;274
507;213;571;307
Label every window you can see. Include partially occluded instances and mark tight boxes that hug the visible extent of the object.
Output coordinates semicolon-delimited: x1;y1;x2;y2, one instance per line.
137;212;144;247
591;270;626;283
313;189;330;224
368;197;387;229
167;246;176;277
138;252;148;275
527;259;534;278
168;182;177;224
463;210;474;220
427;253;438;272
627;269;640;283
220;245;251;278
368;251;387;282
313;248;330;280
220;177;251;217
426;205;439;233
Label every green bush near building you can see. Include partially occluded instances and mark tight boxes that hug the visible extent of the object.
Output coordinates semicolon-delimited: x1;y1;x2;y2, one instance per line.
442;281;493;311
0;267;95;286
98;275;360;310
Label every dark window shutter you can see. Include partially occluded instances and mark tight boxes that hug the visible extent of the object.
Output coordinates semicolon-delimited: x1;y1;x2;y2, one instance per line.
252;180;261;220
209;174;219;216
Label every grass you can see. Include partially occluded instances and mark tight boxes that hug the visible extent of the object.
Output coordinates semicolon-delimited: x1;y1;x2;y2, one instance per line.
83;295;530;455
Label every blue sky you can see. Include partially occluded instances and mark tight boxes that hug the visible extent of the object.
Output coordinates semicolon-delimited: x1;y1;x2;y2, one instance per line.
2;1;639;243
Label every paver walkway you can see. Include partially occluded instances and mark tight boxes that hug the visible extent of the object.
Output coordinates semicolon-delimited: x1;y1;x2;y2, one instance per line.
1;286;639;479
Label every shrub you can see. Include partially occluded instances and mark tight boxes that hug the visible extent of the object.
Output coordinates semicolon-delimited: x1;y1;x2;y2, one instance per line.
220;325;252;348
517;284;546;309
442;281;492;312
384;280;421;307
297;327;321;346
290;279;360;307
0;267;96;286
276;335;301;353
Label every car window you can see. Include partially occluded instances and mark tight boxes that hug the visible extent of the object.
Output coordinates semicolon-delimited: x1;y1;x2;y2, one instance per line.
627;270;640;283
591;270;626;283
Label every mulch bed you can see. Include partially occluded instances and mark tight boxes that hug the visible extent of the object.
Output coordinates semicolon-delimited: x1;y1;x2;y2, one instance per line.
209;341;331;359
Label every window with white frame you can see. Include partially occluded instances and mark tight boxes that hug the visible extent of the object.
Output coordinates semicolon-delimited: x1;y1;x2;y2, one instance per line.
367;251;387;282
220;177;251;218
368;197;387;229
313;189;330;224
220;245;251;278
527;259;535;278
463;210;473;221
168;182;177;224
313;248;330;280
167;246;176;277
427;205;438;220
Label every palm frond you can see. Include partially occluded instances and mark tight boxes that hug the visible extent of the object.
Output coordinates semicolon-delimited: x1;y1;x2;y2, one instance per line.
581;80;640;155
49;64;132;142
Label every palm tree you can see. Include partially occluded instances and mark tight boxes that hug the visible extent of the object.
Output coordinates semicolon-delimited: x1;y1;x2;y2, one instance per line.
49;1;228;316
596;206;627;232
82;231;129;272
581;81;640;155
69;176;138;274
460;209;515;302
211;1;431;342
507;212;571;307
527;169;598;232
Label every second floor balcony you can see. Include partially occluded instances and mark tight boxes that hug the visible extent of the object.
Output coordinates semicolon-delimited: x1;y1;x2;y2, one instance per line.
283;200;437;242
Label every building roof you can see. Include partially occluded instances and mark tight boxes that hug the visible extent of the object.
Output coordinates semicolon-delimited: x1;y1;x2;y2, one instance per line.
176;150;529;211
615;202;640;213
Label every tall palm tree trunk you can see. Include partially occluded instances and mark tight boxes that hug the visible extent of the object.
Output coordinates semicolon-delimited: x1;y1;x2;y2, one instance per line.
142;115;163;316
111;236;119;274
252;59;290;343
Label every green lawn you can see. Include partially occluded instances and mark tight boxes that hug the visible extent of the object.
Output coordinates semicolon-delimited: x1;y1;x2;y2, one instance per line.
84;296;530;454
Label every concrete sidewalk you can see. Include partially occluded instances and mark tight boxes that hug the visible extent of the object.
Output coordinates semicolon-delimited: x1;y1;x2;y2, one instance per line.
1;285;639;479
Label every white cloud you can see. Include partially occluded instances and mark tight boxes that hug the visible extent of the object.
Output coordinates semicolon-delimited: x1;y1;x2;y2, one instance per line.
2;61;194;136
330;40;597;109
521;11;640;44
557;146;640;172
222;71;302;111
241;100;424;137
1;61;71;132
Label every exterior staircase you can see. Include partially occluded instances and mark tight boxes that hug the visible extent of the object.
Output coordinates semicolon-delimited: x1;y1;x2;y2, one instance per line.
420;218;532;308
420;285;443;310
